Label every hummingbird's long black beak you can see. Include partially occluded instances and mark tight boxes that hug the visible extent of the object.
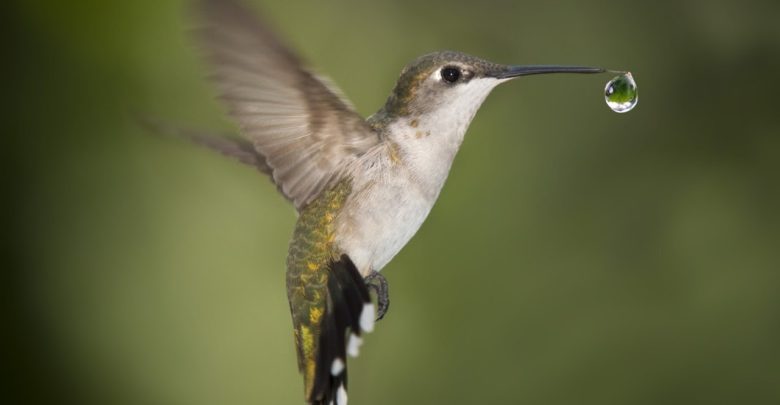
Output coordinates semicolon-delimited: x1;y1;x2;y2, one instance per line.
493;65;605;79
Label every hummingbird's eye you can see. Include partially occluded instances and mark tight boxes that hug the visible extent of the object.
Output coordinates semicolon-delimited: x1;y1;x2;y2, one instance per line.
440;67;461;83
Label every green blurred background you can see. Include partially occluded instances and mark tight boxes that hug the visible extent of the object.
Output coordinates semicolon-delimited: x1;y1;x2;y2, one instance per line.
7;0;780;404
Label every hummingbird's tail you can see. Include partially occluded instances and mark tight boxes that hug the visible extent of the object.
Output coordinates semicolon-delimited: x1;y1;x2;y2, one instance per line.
288;254;375;405
311;255;374;405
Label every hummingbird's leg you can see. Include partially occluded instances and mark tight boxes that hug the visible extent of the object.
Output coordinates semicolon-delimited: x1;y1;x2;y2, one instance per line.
365;271;389;321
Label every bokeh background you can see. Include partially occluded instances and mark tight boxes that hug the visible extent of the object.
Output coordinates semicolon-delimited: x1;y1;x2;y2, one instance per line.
7;0;780;404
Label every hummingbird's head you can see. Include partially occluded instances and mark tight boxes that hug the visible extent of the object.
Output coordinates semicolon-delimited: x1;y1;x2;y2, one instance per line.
367;51;602;189
377;51;506;120
372;51;602;139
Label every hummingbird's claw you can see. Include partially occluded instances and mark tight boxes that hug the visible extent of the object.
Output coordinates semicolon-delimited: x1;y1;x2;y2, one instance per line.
365;271;389;321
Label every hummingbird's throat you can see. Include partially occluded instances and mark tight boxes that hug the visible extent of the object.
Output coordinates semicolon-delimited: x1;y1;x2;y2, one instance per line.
408;76;500;143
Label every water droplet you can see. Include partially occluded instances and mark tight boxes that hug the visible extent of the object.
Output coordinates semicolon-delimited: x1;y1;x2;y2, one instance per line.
604;72;638;113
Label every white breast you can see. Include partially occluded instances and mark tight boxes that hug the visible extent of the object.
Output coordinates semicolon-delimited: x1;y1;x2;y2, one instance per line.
333;143;441;276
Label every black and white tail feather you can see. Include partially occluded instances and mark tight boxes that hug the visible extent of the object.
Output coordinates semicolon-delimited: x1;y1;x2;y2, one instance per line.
312;255;375;405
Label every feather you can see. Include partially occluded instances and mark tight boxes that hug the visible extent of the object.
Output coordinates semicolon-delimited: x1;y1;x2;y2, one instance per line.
193;0;380;210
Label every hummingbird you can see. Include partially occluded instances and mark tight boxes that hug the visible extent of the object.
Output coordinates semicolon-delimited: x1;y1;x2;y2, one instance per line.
182;0;605;404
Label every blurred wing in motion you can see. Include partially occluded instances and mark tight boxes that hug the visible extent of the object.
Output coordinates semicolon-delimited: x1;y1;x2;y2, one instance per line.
136;115;272;174
194;0;380;210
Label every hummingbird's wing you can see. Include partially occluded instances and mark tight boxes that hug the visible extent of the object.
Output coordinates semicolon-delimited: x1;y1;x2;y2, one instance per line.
136;115;272;174
194;0;380;210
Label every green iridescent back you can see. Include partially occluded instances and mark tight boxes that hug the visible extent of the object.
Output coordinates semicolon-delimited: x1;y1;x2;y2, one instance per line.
286;179;352;397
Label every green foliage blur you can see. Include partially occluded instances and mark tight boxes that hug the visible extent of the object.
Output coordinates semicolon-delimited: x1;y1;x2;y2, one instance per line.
7;0;780;404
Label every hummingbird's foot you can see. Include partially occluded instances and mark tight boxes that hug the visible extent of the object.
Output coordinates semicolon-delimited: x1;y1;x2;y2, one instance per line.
365;271;389;321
